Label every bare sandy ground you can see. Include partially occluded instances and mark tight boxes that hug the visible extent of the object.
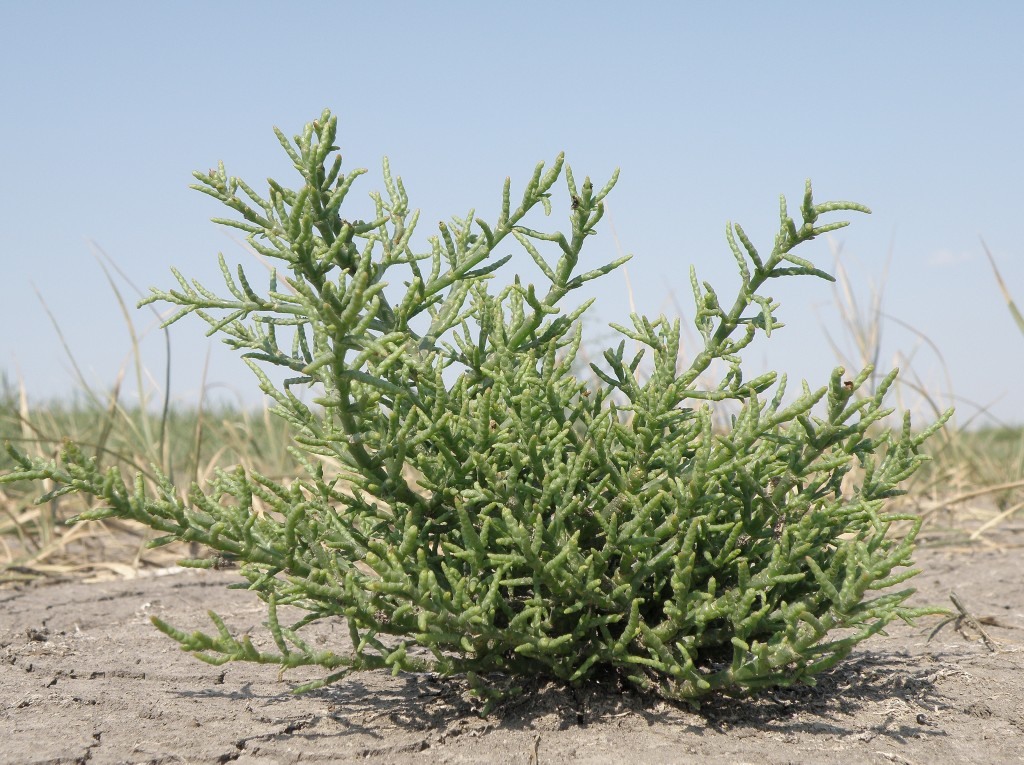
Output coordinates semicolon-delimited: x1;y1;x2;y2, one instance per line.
2;542;1022;764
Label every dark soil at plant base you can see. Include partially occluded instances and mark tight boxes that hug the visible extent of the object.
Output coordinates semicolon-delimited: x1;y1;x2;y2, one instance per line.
2;541;1023;765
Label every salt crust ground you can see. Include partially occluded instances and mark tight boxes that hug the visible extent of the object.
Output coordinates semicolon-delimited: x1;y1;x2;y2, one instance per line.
2;544;1022;765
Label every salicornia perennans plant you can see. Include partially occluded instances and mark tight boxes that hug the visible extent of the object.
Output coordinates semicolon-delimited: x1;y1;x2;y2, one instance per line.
2;110;951;711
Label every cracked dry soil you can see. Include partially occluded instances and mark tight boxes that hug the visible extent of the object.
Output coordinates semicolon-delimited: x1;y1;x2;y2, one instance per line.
2;543;1023;765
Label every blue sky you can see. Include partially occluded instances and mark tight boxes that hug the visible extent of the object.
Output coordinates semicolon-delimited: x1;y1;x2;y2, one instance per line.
3;2;1022;426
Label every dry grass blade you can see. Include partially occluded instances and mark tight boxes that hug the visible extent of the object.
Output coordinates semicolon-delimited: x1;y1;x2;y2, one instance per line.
981;237;1024;336
942;479;1024;506
822;237;889;392
969;499;1024;541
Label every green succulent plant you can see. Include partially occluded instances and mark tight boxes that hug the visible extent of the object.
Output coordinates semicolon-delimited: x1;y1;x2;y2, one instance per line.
2;110;950;712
